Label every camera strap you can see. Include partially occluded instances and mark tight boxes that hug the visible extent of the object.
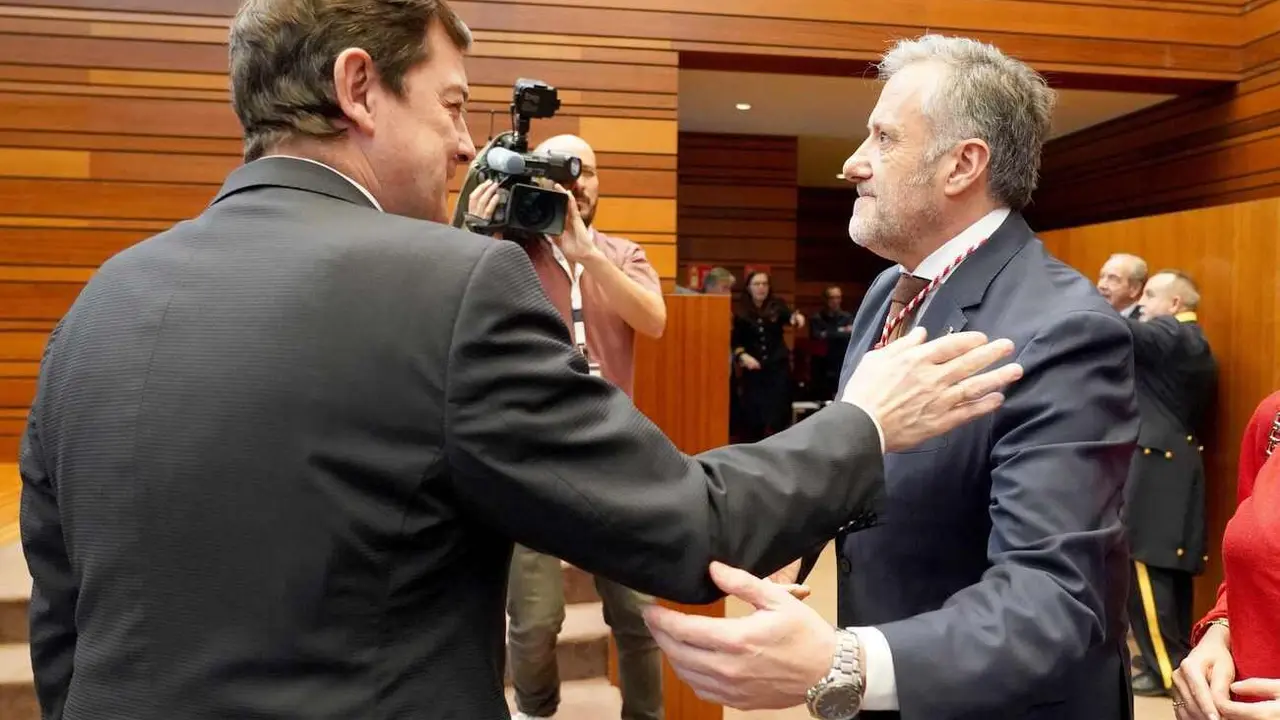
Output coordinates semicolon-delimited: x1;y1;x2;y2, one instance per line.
546;236;602;378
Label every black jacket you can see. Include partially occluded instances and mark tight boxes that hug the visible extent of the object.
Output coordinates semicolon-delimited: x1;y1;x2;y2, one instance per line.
1124;312;1218;573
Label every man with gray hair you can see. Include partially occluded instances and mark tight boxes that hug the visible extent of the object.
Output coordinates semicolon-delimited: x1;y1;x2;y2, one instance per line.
1098;252;1149;319
702;266;735;294
646;34;1138;720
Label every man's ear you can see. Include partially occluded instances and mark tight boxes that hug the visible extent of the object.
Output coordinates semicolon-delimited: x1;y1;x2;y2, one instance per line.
943;139;991;198
333;47;379;136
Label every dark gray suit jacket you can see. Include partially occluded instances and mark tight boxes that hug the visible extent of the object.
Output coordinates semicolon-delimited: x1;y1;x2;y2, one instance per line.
805;212;1139;720
19;158;884;720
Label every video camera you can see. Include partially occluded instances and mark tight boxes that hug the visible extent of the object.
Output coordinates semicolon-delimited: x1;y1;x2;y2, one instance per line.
453;78;582;239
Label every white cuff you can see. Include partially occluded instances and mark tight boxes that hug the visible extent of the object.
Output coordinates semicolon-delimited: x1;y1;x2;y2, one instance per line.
851;626;898;711
851;403;886;454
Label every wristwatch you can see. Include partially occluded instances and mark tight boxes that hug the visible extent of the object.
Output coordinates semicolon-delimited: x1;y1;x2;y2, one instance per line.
806;628;864;720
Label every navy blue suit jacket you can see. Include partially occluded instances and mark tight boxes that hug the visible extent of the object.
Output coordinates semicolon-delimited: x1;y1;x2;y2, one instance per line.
825;212;1139;719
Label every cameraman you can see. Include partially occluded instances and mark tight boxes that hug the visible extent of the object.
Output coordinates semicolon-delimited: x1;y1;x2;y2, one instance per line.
469;134;667;720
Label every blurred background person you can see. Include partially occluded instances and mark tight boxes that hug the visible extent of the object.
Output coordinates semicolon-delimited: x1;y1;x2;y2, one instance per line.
731;270;804;442
1173;390;1280;718
701;266;735;295
808;284;856;401
1124;269;1218;698
1098;252;1148;319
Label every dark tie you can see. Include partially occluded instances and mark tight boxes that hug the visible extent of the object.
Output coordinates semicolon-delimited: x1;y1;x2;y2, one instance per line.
883;272;931;343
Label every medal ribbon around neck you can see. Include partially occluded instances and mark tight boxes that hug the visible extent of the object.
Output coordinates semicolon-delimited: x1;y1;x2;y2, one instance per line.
875;237;989;350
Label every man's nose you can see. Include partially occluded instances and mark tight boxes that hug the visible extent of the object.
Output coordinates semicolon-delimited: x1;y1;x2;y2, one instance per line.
457;133;477;165
842;152;870;184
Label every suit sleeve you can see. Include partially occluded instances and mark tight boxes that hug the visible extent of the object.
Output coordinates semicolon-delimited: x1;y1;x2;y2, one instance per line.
878;309;1139;718
443;241;885;604
1126;316;1179;366
19;324;78;718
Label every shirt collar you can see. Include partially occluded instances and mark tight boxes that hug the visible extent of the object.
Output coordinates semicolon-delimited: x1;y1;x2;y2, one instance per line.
267;155;383;212
908;207;1011;281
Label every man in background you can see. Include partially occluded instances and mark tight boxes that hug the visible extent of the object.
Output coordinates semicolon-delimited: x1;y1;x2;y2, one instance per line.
701;267;735;294
470;134;668;720
809;285;856;400
1123;270;1218;698
1097;252;1148;319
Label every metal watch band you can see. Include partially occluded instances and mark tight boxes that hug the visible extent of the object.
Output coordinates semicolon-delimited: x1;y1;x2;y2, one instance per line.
830;629;862;686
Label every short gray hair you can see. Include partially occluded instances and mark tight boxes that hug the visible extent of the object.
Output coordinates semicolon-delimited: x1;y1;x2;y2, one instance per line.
878;34;1056;210
702;267;734;292
1109;253;1149;284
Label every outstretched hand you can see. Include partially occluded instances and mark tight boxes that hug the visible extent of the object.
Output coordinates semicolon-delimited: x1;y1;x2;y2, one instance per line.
643;562;835;710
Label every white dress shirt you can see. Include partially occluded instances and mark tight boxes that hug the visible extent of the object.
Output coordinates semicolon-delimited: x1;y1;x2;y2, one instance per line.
268;155;384;212
850;205;1010;711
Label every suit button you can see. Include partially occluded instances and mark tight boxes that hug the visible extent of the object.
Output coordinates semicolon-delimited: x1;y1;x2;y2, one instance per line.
839;557;852;574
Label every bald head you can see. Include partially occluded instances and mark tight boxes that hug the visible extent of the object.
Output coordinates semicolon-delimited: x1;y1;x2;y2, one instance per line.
536;134;599;226
1140;269;1200;320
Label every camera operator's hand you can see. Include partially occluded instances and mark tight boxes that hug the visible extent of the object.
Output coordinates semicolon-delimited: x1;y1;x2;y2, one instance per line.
842;327;1023;453
466;179;503;234
551;183;602;265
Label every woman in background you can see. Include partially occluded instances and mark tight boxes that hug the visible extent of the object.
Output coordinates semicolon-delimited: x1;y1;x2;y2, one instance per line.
731;271;804;442
1173;390;1280;719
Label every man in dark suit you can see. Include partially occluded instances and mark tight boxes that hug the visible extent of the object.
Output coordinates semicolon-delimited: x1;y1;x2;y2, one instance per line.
809;285;857;401
1122;270;1217;698
646;34;1138;720
17;4;1023;720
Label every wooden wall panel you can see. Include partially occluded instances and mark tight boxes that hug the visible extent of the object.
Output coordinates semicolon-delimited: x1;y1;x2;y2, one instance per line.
1030;64;1280;229
0;463;17;544
0;4;682;461
1039;197;1280;619
794;187;893;314
455;0;1243;81
676;132;799;304
631;293;732;720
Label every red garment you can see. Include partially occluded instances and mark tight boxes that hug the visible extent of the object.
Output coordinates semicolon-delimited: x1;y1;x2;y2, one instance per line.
1192;391;1280;693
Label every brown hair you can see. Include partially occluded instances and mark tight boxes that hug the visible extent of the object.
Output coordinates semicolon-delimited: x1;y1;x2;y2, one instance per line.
734;271;788;322
229;0;472;162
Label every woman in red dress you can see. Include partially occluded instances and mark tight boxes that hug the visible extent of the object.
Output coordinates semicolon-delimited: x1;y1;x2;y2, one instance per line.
1173;390;1280;719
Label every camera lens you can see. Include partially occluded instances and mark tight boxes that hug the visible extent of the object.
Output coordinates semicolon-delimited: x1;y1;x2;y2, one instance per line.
514;189;556;231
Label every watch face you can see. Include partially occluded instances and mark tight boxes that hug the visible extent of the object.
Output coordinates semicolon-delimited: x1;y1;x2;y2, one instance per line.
814;684;861;720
